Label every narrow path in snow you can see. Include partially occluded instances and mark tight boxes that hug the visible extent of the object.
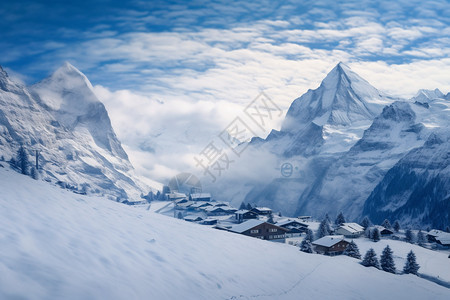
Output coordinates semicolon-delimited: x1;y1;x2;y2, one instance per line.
226;260;326;299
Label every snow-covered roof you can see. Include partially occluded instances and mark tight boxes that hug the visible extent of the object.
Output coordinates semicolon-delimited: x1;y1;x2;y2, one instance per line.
190;202;212;208
190;193;211;199
337;223;364;233
177;201;193;208
184;216;203;221
312;235;346;247
167;192;187;199
235;209;249;214
229;219;265;233
252;207;272;212
428;230;450;245
276;219;308;227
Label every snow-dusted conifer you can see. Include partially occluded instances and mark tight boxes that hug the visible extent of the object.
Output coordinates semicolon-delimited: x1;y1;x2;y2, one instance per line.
361;248;379;269
239;202;246;210
381;219;392;230
393;220;401;232
372;228;380;242
246;203;252;210
403;250;420;275
344;240;361;259
305;229;314;242
335;212;346;225
405;229;415;243
361;216;371;229
380;245;396;274
317;218;331;239
299;239;313;253
417;230;426;246
17;145;29;175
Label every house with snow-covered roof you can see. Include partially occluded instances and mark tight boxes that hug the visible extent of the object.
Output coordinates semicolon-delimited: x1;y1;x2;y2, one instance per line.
312;235;350;256
427;230;450;247
189;193;211;202
275;219;309;237
250;207;272;216
234;210;258;223
228;219;288;241
335;223;364;238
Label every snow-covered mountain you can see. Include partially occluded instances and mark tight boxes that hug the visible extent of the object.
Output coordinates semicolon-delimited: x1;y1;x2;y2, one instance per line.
0;63;159;200
1;166;449;299
241;64;449;227
363;96;450;228
242;63;395;215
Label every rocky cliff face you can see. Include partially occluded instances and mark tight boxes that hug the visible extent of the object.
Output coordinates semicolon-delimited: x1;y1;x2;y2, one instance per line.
0;63;159;200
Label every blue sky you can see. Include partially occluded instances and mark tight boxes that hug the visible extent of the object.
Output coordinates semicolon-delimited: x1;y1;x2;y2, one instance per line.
1;0;450;181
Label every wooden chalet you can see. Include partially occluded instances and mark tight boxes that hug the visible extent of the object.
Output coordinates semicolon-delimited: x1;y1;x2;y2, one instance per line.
335;223;365;238
234;210;258;223
427;230;450;246
276;219;309;237
189;193;211;202
228;219;288;241
312;235;350;256
250;207;272;216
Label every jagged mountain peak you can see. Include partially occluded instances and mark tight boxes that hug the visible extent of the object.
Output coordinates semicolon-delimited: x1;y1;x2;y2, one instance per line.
282;63;391;131
32;63;99;117
0;65;23;93
411;88;444;102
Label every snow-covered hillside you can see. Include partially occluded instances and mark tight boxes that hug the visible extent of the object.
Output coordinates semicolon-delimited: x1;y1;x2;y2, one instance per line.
0;63;160;200
0;166;449;299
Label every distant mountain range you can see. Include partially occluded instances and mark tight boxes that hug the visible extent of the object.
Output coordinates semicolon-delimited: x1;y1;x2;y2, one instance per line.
0;63;160;200
241;63;449;228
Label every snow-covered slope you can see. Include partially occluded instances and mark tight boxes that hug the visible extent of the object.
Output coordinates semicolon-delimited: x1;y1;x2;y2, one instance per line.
0;63;160;200
0;167;449;300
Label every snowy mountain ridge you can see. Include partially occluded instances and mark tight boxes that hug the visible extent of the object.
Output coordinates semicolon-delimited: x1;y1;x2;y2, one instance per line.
234;63;449;228
0;63;160;200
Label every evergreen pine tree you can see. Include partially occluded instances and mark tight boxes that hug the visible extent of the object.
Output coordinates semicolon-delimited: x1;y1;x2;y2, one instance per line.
380;245;396;274
381;219;392;230
361;248;380;269
417;230;426;246
335;212;346;225
361;216;371;229
317;218;331;239
17;145;29;175
246;203;252;210
393;220;401;232
403;250;420;275
305;229;314;242
405;229;415;243
239;202;246;210
344;240;361;259
299;239;313;253
372;228;380;242
445;226;450;233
